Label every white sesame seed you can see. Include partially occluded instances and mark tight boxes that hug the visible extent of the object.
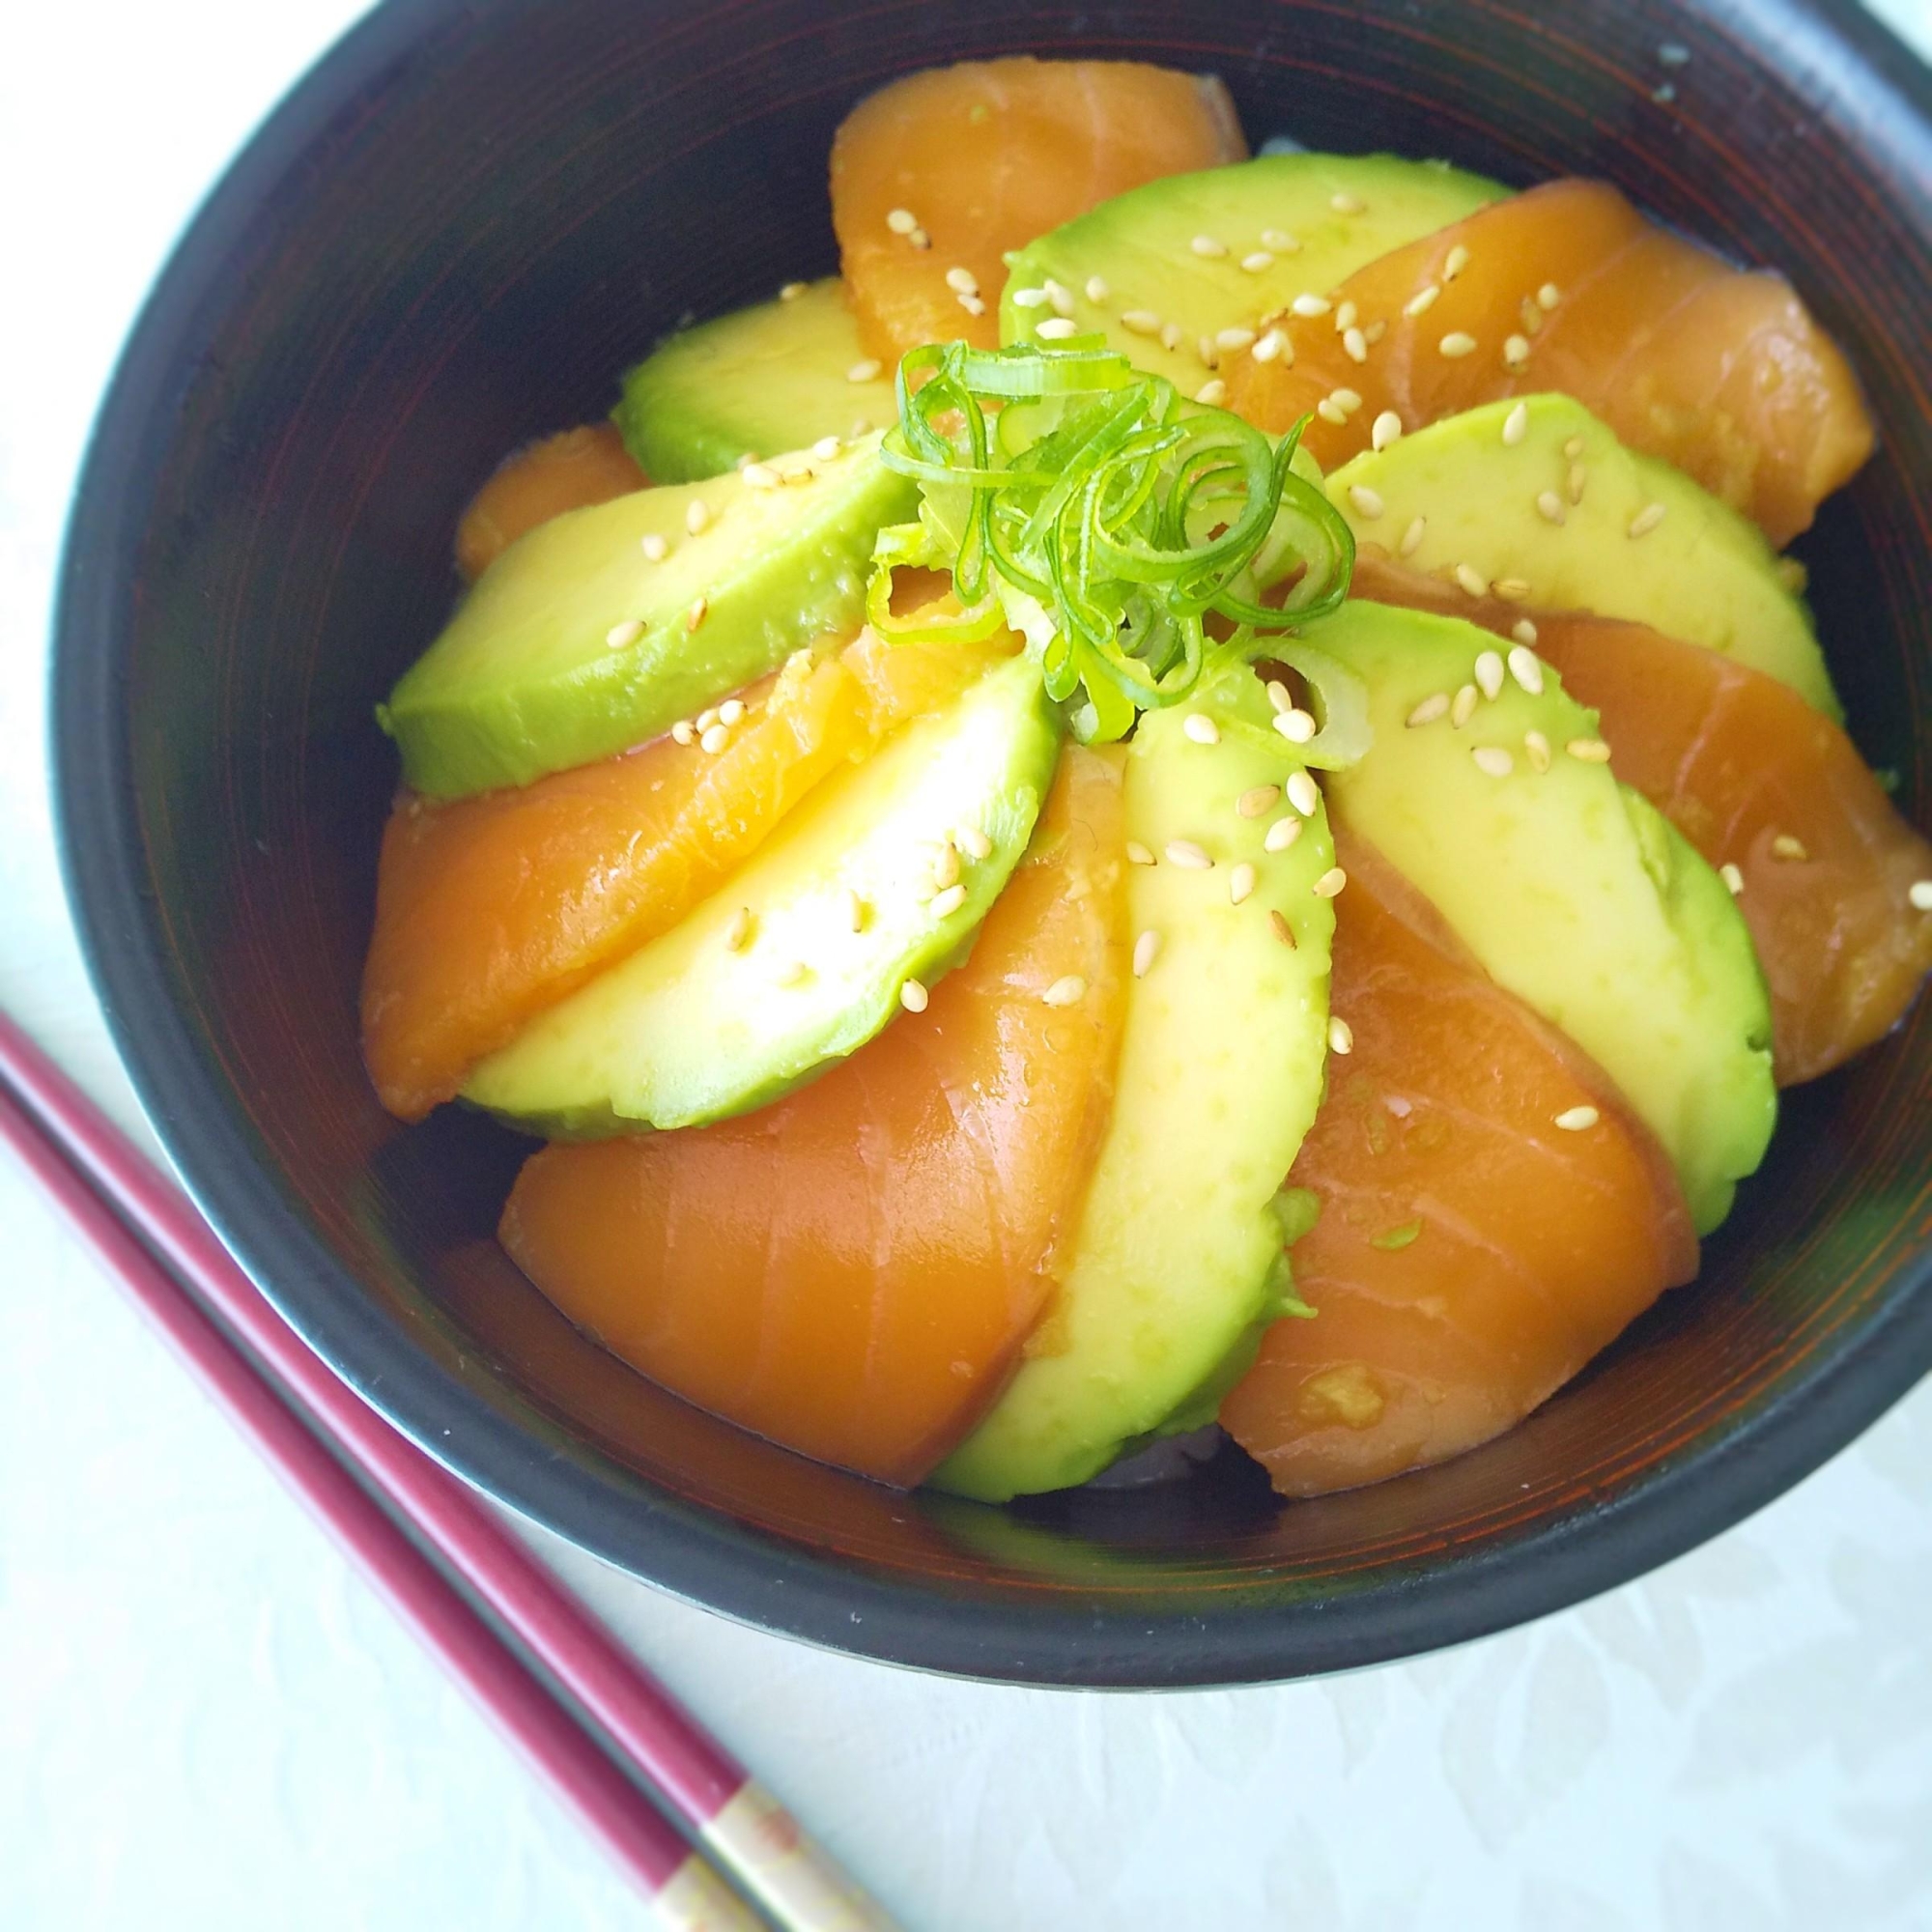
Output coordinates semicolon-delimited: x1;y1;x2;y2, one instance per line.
1036;317;1079;340
1371;410;1404;450
699;722;728;753
1125;840;1156;867
1011;286;1051;308
1197;335;1220;369
1536;489;1567;526
1251;328;1290;364
1493;578;1532;602
779;281;808;302
1771;833;1809;862
1405;283;1442;318
1406;692;1451;727
605;618;642;649
1316;399;1348;425
1085;274;1110;303
1262;228;1298;251
1553;1104;1599;1131
1241;250;1276;273
1502;402;1529;445
1566;736;1611;763
1454;561;1490;598
957;294;987;317
1451;684;1480;728
1265;680;1294;715
1568;463;1589;505
955;824;992;861
1520;295;1545;337
1042;975;1088;1008
1503;333;1531;370
1538;282;1562;310
1331;387;1362;412
1524;728;1552;773
1274;707;1318;744
1327;1015;1354;1055
1474;649;1506;699
1348;483;1385;519
1564;436;1587;460
741;461;781;489
718;697;747;726
640;532;669;561
1628;501;1667;538
1238;783;1282;818
1400;516;1428;557
1439;330;1478;358
1121;309;1162;335
1343;326;1369;363
1331;191;1366;214
847;888;867;932
1512;619;1539;647
1044;279;1075;316
696;706;720;733
1312;867;1348;898
930;882;968;918
1270;909;1296;947
670;720;696;746
811;435;842;462
1291;293;1332;318
1721;863;1747;895
1216;326;1257;352
849;418;873;438
908;228;930;250
1264;815;1303;853
1364;319;1387;346
686;596;709;633
1333;300;1358;332
1230;861;1258;905
1472;745;1515;778
1912;880;1932;911
722;905;756;954
774;959;808;987
1507;645;1545;695
1444;242;1471;281
886;207;919;234
1191;233;1229;258
1287;770;1321;817
1165;839;1213;869
1133;929;1161;978
1196;377;1229;406
686;498;711;535
1183;712;1221;745
846;359;883;383
929;840;961;891
1158;322;1186;352
899;978;928;1013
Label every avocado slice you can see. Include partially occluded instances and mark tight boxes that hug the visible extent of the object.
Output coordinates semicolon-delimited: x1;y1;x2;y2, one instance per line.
1302;598;1776;1235
612;279;900;483
463;654;1059;1136
932;668;1337;1502
1000;153;1505;381
1327;395;1839;717
379;437;916;799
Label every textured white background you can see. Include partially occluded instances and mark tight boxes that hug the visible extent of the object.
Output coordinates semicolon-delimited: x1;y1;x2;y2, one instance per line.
4;4;1931;1927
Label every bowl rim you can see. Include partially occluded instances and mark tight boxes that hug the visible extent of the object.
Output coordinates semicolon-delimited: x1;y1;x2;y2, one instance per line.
49;0;1932;1687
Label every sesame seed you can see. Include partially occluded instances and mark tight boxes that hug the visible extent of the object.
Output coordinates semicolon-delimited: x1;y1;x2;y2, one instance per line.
1910;881;1932;910
1264;816;1303;853
741;461;781;489
1439;330;1478;358
1312;867;1348;898
1721;863;1746;895
699;722;728;753
1473;745;1514;778
1364;320;1387;346
811;435;843;462
1628;501;1667;538
779;281;808;302
1343;327;1369;363
1513;619;1539;647
670;720;696;746
1230;861;1258;905
1238;783;1282;818
1372;411;1404;450
1216;326;1257;352
955;824;992;861
930;841;961;890
1328;1015;1354;1055
686;499;711;535
1507;645;1545;695
696;706;720;732
1503;334;1531;369
1520;296;1545;337
1044;279;1075;317
1493;578;1532;602
1085;274;1110;303
1121;309;1162;335
1274;707;1318;744
1160;322;1185;351
1331;190;1366;214
1566;736;1611;762
1126;840;1157;867
930;882;968;918
1536;490;1567;526
1474;649;1506;698
847;359;883;383
1771;834;1809;862
886;207;919;234
774;959;808;988
1451;684;1480;728
1165;839;1213;869
605;618;643;649
1196;377;1229;406
1454;561;1490;598
1567;463;1588;505
1502;402;1529;445
641;532;669;561
1198;335;1220;368
1524;729;1552;773
1036;317;1079;340
1406;692;1451;727
957;294;987;317
724;905;754;952
1241;250;1275;273
1334;300;1359;331
1191;233;1229;258
1287;770;1321;817
719;697;747;726
847;889;867;932
1400;516;1428;557
1269;909;1297;948
1262;228;1298;251
1042;975;1088;1008
1331;387;1362;412
1444;242;1471;281
849;418;874;438
1538;282;1562;310
1011;287;1051;308
1252;327;1291;364
1291;293;1332;318
1553;1105;1600;1131
1265;679;1294;715
687;596;709;633
1183;712;1221;745
1133;929;1161;978
1348;483;1385;519
909;228;930;250
1405;283;1442;318
899;978;928;1013
1316;399;1348;425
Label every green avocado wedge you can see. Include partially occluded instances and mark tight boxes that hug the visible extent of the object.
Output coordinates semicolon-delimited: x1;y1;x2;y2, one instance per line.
462;654;1059;1136
1301;598;1776;1235
612;278;900;483
1001;152;1506;378
932;668;1337;1503
379;436;915;798
1327;395;1840;718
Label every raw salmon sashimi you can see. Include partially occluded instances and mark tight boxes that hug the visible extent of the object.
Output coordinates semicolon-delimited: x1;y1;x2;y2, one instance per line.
500;746;1131;1486
1218;831;1698;1498
1226;179;1873;545
831;57;1245;363
455;423;647;582
1350;555;1932;1085
362;625;1013;1120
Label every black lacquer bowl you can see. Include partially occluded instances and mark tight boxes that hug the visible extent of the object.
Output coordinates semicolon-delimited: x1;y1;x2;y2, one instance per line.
54;0;1932;1686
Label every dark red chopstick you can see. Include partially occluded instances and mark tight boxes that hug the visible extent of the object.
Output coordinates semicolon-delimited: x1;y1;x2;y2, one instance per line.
0;1011;896;1932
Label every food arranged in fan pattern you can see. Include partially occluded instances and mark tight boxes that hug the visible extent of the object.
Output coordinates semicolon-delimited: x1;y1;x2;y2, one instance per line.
361;57;1927;1502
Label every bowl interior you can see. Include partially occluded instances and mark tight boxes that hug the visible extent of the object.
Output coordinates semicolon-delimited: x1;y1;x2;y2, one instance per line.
56;0;1932;1684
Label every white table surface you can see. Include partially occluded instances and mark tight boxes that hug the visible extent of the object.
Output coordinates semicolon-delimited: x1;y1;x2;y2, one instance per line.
5;5;1931;1927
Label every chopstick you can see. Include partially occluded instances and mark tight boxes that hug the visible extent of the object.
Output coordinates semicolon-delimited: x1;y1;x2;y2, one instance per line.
0;1011;898;1932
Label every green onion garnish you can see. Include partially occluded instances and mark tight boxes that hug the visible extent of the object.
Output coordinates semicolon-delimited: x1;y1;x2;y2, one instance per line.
867;339;1356;744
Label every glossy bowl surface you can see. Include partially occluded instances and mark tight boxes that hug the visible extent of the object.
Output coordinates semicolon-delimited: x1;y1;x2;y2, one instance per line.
55;0;1932;1685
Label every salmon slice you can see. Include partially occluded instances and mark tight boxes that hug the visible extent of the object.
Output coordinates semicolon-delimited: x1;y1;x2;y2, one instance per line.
1218;832;1698;1498
455;424;647;581
362;626;1012;1120
499;746;1131;1486
1226;179;1872;545
1351;555;1932;1084
831;57;1245;362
